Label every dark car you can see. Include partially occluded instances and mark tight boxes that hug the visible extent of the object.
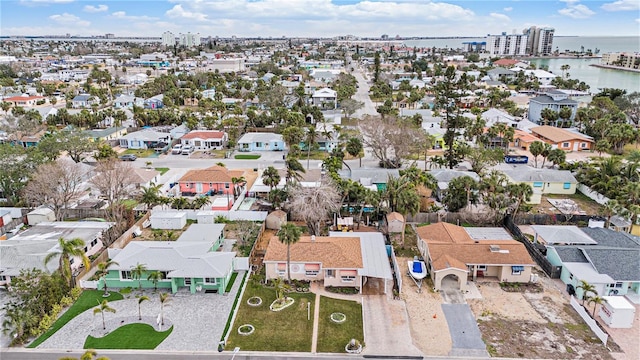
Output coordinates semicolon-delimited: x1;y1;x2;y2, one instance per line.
119;154;137;161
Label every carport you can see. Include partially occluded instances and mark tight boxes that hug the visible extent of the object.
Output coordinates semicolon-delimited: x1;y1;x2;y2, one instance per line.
433;267;468;291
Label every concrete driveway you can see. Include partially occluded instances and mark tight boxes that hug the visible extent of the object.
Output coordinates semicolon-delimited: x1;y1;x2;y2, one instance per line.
441;304;489;357
361;294;422;357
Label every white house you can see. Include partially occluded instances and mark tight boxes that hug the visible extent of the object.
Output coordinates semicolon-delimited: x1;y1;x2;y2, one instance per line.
312;88;338;110
180;130;228;150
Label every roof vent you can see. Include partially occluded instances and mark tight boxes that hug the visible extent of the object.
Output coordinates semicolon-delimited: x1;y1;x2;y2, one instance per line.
489;245;500;252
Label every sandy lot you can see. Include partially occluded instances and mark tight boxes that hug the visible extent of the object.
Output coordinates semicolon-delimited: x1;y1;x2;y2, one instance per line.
398;256;452;356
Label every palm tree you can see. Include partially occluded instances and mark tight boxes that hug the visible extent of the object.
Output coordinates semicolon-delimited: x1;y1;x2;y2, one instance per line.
139;183;162;210
262;166;281;192
95;260;119;297
508;183;534;221
44;237;91;289
2;307;36;345
147;271;163;291
93;300;116;330
159;292;172;325
272;276;291;305
346;137;364;168
285;156;305;185
191;196;211;210
576;280;597;305
137;295;150;320
231;176;246;199
603;200;622;228
305;126;317;170
588;295;606;318
171;197;190;210
278;223;302;284
130;263;147;291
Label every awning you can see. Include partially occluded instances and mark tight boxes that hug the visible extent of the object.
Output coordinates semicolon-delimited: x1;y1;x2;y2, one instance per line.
341;270;358;276
512;266;525;271
277;263;286;270
305;264;320;271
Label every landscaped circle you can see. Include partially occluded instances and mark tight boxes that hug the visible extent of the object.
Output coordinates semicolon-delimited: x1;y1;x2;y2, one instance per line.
237;324;255;336
247;296;263;307
330;312;347;323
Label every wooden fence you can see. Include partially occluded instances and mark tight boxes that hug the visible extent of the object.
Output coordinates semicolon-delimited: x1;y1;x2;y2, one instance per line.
503;215;562;278
110;211;151;249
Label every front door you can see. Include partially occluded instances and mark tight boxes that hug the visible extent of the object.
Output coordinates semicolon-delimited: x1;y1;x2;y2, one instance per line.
196;183;203;193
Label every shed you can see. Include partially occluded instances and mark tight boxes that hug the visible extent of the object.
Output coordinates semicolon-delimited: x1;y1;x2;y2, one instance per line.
196;210;216;224
0;210;12;227
599;296;635;328
266;210;287;230
26;208;55;225
150;211;187;230
386;212;404;233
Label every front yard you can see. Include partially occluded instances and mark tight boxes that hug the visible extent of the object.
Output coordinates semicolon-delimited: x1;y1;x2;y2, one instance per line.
84;323;172;349
316;296;364;353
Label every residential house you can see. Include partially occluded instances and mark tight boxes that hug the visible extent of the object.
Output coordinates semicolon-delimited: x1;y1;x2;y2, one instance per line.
144;95;164;110
530;126;593;152
513;129;541;151
311;88;338;110
487;68;516;82
0;221;114;285
131;168;160;189
237;132;286;152
72;94;98;109
3;95;46;107
337;168;400;192
545;227;640;303
16;129;47;148
84;126;127;142
264;232;393;294
496;164;577;204
430;169;480;201
181;130;228;150
528;90;578;124
102;228;235;294
178;165;246;197
118;129;171;149
113;94;142;109
416;223;536;291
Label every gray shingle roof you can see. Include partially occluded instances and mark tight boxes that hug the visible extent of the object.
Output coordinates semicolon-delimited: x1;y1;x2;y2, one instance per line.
530;95;578;105
554;247;588;263
583;248;640;281
580;228;640;249
501;168;577;183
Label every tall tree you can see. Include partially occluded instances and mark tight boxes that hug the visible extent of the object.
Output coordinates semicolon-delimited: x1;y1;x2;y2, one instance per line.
147;271;163;291
278;223;303;284
159;292;171;326
44;237;90;288
131;263;147;291
262;166;281;192
286;182;341;235
95;260;118;297
346;137;364;168
576;280;596;305
137;295;150;320
434;66;470;169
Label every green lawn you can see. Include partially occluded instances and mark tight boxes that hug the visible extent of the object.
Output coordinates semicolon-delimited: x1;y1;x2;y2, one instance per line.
84;323;172;350
28;290;124;348
316;296;364;353
225;272;239;293
225;281;315;352
154;167;170;175
122;149;155;157
234;154;262;160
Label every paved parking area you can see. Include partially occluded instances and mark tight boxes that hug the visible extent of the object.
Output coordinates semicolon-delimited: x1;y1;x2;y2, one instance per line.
441;304;488;357
38;272;245;351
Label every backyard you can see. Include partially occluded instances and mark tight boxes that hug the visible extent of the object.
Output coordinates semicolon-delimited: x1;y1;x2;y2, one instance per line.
530;193;604;216
225;280;315;352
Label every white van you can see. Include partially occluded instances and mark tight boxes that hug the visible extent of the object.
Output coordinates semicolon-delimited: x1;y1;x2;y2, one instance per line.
181;145;194;155
171;144;183;154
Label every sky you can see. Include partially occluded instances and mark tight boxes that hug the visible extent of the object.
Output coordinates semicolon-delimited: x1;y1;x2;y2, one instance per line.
1;0;639;38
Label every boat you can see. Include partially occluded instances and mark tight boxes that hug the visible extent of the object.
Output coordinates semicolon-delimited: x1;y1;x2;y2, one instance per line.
408;257;427;280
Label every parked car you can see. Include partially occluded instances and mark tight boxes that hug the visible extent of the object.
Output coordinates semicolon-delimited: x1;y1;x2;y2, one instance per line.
181;145;194;155
119;154;137;161
171;144;183;154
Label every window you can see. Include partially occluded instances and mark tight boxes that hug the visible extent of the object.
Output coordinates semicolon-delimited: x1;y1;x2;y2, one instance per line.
477;265;487;271
91;239;98;247
204;278;217;284
184;278;192;285
569;273;574;280
512;266;524;275
121;271;132;280
0;275;7;282
83;247;88;253
608;282;623;288
563;182;571;189
533;182;543;188
225;183;230;189
194;141;201;147
562;142;570;148
255;142;263;147
160;271;168;279
306;270;319;277
326;269;335;278
242;143;249;149
209;182;213;187
581;142;588;148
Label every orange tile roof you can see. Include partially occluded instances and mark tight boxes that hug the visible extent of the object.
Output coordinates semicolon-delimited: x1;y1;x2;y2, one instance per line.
530;126;593;144
386;212;404;222
513;129;539;143
416;222;472;244
493;59;519;67
428;242;536;271
264;235;363;269
178;167;245;183
5;95;45;101
181;131;225;140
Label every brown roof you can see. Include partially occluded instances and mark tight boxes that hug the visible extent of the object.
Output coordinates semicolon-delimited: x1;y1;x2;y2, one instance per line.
493;59;519;67
179;167;245;183
386;212;404;222
131;168;160;184
513;129;539;143
530;126;593;144
428;242;536;271
181;131;225;140
264;235;363;269
416;222;472;244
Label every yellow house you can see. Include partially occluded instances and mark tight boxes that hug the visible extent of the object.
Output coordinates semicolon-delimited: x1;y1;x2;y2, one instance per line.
84;126;128;142
499;165;577;204
416;223;536;291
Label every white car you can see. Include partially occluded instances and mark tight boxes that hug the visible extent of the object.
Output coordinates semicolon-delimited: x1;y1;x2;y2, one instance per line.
171;144;183;154
181;145;194;155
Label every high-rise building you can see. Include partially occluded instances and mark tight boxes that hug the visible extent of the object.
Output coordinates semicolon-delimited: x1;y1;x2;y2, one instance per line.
162;31;176;47
179;32;201;47
523;26;555;56
486;32;528;56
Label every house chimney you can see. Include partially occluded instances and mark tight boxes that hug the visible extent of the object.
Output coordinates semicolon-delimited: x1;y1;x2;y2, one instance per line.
311;235;316;242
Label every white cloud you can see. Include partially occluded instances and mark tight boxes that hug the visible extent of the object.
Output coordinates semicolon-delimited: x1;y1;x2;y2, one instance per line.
110;11;158;21
558;2;595;19
49;13;90;27
602;0;640;11
503;7;513;12
490;13;511;22
165;4;209;22
83;4;108;13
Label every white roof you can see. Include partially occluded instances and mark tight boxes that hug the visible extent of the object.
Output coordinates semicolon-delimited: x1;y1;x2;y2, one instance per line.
177;224;225;243
329;232;393;280
464;227;514;241
237;132;283;144
531;225;597;245
602;296;635;310
312;88;337;98
150;211;187;219
563;262;613;284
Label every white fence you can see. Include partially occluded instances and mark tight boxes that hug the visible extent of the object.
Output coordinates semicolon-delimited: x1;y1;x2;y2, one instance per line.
569;296;609;345
389;246;402;294
80;280;99;289
233;257;250;271
577;184;610;205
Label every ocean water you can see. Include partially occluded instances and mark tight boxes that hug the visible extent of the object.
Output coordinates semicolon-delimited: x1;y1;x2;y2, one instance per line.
404;36;640;93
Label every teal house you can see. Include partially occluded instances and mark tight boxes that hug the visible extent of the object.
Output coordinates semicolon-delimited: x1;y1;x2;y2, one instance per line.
102;224;235;294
